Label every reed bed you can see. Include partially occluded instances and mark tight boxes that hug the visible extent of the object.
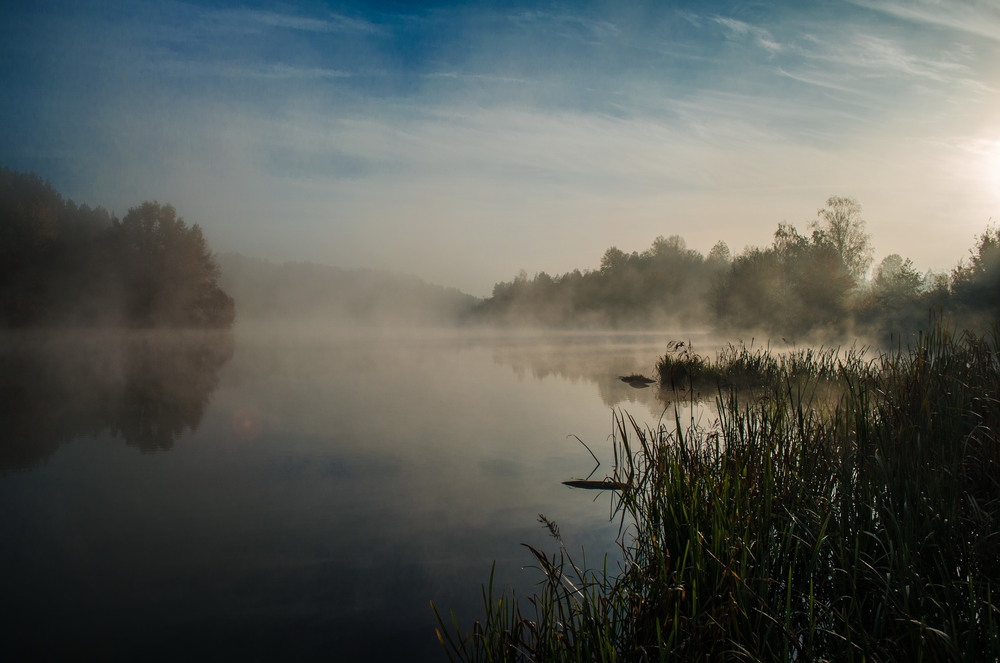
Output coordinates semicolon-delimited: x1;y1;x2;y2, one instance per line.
435;321;1000;662
655;339;868;391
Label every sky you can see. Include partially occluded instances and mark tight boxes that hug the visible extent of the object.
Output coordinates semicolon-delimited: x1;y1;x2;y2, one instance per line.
2;0;999;296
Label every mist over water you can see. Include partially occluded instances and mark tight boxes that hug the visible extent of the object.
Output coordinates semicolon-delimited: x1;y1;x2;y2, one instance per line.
0;325;711;661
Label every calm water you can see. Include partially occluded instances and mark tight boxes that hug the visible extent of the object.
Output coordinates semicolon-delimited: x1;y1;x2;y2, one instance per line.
0;327;711;662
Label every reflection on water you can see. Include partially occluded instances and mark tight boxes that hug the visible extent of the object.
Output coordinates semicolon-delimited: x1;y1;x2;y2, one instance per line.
489;330;723;419
0;328;714;662
0;331;233;471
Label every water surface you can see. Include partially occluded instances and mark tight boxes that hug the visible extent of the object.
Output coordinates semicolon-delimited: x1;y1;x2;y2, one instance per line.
0;328;706;661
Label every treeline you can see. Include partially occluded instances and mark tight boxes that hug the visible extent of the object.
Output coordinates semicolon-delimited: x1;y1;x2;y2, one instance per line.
478;235;731;329
0;168;233;328
477;196;1000;337
7;166;994;336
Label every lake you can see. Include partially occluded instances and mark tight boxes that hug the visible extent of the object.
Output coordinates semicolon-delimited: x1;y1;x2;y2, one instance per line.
0;327;715;662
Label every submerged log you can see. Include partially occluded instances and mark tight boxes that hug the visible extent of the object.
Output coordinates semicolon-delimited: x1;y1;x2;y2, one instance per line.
562;479;630;491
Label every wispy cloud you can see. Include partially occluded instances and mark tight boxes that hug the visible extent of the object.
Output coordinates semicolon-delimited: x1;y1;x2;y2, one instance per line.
845;34;974;83
154;60;357;81
4;0;998;293
849;0;1000;43
712;16;783;54
779;28;992;106
261;107;700;190
777;67;867;96
423;71;533;86
507;10;620;45
204;8;382;35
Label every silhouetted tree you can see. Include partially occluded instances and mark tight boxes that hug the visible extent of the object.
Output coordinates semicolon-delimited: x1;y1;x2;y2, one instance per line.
872;254;922;303
712;246;783;331
851;253;930;338
812;196;874;283
600;246;630;273
112;202;234;327
713;221;854;335
707;240;732;266
0;168;116;325
952;226;1000;318
0;169;235;328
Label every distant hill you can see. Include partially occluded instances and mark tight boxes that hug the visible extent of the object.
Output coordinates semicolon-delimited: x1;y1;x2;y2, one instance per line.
217;253;479;326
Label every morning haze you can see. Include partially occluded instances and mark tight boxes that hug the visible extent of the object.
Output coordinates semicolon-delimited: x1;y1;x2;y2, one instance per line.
2;1;1000;662
2;0;998;295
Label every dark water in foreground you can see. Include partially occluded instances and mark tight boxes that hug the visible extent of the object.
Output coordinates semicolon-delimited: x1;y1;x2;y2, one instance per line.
0;328;705;662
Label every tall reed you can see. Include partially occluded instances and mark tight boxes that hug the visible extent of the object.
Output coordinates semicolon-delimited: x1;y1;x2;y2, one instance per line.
435;320;1000;661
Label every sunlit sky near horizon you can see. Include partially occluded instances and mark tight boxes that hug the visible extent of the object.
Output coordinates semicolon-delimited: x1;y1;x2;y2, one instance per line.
3;0;999;296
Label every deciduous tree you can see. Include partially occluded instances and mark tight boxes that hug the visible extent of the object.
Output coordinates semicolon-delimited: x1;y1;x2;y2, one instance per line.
812;196;874;283
112;202;234;327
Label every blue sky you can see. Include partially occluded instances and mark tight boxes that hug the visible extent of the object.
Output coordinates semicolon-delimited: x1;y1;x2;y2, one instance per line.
3;0;999;295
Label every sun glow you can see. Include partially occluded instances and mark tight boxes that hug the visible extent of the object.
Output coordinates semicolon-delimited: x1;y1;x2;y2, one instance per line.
963;136;1000;203
989;141;1000;198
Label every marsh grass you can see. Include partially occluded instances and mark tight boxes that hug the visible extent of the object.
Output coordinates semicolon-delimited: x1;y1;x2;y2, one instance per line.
434;320;1000;661
656;339;864;393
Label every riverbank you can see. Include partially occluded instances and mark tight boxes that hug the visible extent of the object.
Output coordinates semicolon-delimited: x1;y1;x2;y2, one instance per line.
437;319;1000;661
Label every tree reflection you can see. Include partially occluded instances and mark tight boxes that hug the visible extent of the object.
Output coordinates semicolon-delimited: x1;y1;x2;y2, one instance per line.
0;331;232;471
488;334;729;419
491;337;667;412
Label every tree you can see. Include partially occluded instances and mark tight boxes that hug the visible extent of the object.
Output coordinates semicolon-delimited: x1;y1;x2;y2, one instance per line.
713;222;855;335
0;168;118;326
707;240;732;265
872;254;922;302
774;223;853;332
646;235;688;258
951;226;1000;316
812;196;874;283
712;246;783;331
112;202;234;327
0;170;236;328
600;246;629;273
